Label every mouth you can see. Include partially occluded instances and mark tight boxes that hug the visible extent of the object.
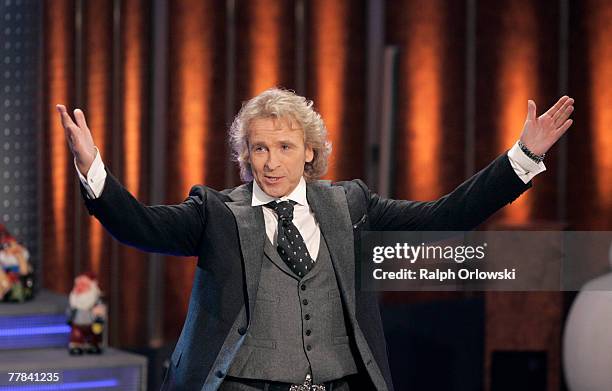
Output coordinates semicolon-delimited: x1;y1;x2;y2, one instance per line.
264;175;284;184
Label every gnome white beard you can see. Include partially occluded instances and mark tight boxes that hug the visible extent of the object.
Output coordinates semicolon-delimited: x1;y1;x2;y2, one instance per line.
69;284;101;311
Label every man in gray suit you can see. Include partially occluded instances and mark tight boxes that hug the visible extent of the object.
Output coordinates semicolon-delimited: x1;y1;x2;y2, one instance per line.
56;89;574;390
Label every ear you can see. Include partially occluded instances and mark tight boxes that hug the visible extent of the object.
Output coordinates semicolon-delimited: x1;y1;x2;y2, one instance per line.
305;145;314;163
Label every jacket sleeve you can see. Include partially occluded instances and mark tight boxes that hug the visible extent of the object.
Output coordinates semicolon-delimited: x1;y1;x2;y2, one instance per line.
80;170;206;256
361;153;532;231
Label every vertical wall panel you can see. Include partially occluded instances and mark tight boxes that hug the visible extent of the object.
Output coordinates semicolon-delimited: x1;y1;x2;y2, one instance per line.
567;1;598;230
586;0;612;225
401;0;443;200
496;0;537;223
382;0;469;330
479;3;564;391
235;0;296;107
42;0;75;293
567;0;612;230
1;0;41;284
118;0;151;347
386;0;466;201
310;0;346;181
530;1;562;224
165;0;226;340
122;0;149;199
81;0;113;295
307;0;366;181
249;0;279;94
476;0;559;225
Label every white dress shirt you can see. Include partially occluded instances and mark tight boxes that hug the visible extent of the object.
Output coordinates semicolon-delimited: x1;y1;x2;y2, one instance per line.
251;177;321;260
75;141;546;258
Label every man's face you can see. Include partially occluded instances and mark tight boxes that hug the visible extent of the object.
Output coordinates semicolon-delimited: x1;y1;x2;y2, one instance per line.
248;117;314;198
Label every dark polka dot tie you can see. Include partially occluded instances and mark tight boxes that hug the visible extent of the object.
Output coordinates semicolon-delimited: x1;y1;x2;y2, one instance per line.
264;200;315;278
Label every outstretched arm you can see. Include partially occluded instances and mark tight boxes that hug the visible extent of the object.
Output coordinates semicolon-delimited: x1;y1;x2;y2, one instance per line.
56;105;205;256
367;96;575;231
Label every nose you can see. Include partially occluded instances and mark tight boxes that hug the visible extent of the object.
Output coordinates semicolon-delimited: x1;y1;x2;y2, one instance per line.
264;150;280;171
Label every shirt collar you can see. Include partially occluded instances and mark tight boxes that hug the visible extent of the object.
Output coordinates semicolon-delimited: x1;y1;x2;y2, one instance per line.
251;176;307;207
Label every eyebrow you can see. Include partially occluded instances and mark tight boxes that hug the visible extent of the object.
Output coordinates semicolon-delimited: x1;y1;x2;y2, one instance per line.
250;140;298;147
277;140;298;146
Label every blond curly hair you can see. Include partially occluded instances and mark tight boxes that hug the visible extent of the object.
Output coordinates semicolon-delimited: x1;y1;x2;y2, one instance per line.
229;88;332;182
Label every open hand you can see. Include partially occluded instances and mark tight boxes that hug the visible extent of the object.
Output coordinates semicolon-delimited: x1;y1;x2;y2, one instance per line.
56;105;97;176
519;96;574;156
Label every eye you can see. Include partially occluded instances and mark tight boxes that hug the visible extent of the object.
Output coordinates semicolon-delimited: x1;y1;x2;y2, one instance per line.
253;145;266;152
281;144;291;151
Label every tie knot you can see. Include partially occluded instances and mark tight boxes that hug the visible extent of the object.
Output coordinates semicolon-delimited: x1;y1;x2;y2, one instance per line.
265;200;295;222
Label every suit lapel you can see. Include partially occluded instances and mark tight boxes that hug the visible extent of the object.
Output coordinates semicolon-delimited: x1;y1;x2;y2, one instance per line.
225;182;265;323
307;181;356;316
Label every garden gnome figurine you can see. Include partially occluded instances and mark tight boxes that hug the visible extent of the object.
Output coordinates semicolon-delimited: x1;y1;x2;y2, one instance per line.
0;224;34;302
67;272;107;354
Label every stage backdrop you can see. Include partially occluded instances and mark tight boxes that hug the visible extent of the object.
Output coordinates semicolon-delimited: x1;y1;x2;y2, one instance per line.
40;1;611;379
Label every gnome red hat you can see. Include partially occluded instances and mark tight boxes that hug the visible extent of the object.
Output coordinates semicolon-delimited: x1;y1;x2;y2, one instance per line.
0;224;14;244
81;271;97;282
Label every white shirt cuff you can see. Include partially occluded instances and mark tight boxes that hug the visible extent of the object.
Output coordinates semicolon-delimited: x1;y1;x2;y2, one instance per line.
507;141;546;184
74;147;107;199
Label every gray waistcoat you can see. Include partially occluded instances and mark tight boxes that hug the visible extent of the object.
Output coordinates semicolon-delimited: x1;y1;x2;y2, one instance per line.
227;233;358;383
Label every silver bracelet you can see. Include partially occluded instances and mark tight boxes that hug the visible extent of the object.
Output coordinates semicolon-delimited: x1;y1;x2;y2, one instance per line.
518;140;545;164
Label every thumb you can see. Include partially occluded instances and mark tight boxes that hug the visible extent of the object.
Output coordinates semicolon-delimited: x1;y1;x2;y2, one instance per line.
527;100;537;121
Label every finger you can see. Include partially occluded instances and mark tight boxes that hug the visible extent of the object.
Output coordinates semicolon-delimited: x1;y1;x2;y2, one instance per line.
56;104;77;129
64;123;80;147
73;109;90;131
527;100;537;121
553;104;574;127
555;119;573;135
75;109;95;148
552;99;574;125
543;95;569;118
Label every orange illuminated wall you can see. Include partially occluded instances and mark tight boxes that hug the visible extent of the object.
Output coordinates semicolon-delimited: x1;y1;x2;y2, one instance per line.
310;0;347;181
83;0;112;283
123;2;144;197
165;0;223;340
403;0;444;200
42;0;74;293
173;1;209;196
249;0;281;95
387;0;467;202
588;0;612;211
497;0;537;223
119;0;150;347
